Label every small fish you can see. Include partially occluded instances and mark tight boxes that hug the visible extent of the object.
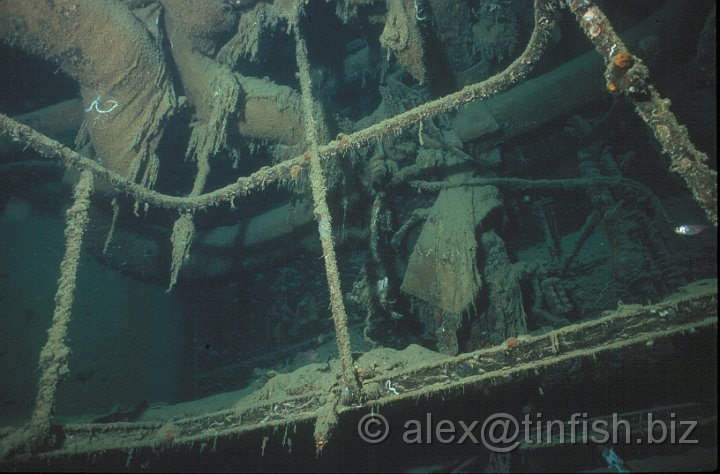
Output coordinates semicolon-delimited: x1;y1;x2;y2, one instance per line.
298;350;319;361
674;224;712;236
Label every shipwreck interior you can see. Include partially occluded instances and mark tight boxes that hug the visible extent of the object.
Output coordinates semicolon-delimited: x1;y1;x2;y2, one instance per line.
0;0;717;471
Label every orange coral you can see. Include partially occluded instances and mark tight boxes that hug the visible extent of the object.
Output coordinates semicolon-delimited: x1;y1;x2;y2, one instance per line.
290;164;302;180
607;82;618;92
613;51;633;69
505;337;519;349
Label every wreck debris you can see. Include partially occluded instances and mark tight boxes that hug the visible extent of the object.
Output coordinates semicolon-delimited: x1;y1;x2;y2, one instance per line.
401;185;501;354
291;5;360;394
218;2;284;64
167;63;242;290
401;186;499;315
0;0;560;212
0;171;94;460
566;0;717;226
476;231;529;345
2;282;715;462
0;0;178;180
380;0;427;83
0;0;715;462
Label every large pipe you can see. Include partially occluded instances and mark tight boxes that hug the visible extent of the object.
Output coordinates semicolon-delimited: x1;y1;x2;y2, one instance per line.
453;0;696;144
0;0;177;177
